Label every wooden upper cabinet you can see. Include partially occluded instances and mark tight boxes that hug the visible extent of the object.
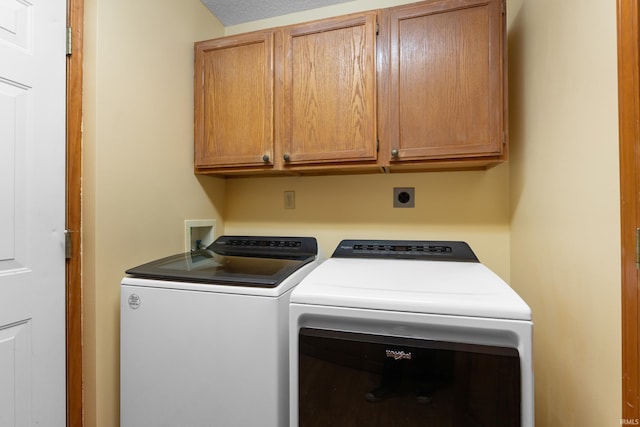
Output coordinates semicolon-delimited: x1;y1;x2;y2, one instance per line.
194;31;274;171
280;12;378;168
382;0;506;167
193;0;508;176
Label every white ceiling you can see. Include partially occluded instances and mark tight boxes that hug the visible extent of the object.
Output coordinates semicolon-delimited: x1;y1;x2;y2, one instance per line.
201;0;353;26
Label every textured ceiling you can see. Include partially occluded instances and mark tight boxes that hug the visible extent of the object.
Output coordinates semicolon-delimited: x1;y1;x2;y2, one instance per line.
201;0;353;26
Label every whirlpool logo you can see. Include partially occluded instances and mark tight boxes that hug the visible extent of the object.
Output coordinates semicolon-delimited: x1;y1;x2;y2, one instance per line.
386;349;412;360
128;294;141;310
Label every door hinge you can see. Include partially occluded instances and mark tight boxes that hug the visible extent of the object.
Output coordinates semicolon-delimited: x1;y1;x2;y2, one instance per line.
376;22;379;36
66;27;72;56
65;229;74;259
502;0;506;15
636;228;640;269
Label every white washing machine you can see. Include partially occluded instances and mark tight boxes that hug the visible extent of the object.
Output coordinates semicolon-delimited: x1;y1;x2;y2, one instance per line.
290;240;533;427
121;236;319;427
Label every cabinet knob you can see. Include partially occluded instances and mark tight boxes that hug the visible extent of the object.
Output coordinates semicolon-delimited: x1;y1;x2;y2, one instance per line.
262;154;270;162
391;149;399;158
283;153;290;162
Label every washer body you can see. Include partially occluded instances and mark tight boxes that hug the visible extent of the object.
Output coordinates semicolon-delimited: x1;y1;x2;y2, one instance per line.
121;236;319;427
290;240;533;427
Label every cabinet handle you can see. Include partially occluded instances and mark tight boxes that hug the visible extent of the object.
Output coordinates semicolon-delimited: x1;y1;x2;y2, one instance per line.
391;149;399;158
283;153;290;162
262;154;270;162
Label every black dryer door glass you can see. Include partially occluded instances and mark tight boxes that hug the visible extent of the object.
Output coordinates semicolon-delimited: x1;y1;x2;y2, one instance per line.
299;328;521;427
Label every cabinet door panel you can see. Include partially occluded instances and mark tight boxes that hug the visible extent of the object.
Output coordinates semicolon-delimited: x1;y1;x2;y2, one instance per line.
282;13;378;166
195;33;274;169
388;0;504;162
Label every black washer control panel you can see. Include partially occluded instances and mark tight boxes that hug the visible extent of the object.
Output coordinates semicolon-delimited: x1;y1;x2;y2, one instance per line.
209;235;317;260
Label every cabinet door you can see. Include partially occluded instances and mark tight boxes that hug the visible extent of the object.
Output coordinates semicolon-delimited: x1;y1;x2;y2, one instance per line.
385;0;505;163
281;12;378;167
194;32;274;170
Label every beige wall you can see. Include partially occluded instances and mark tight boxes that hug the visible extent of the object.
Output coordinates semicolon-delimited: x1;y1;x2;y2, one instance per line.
82;0;224;424
508;0;621;425
82;0;622;425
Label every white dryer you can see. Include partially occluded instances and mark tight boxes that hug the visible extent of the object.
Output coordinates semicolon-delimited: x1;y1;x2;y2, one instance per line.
290;240;533;427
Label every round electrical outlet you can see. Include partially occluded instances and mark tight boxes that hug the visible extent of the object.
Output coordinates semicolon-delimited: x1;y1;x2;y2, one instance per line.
393;187;415;208
398;191;411;204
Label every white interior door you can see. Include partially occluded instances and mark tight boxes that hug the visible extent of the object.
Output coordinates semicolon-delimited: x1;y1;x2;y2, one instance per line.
0;0;67;425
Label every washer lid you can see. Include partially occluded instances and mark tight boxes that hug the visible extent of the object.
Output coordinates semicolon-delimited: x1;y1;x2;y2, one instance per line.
290;257;531;321
125;236;317;288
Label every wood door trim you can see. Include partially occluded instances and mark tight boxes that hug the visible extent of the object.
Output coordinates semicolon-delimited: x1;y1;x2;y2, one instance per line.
66;0;83;424
618;0;640;420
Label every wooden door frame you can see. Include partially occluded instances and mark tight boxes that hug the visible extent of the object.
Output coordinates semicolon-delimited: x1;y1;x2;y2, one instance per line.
66;0;83;424
618;0;640;420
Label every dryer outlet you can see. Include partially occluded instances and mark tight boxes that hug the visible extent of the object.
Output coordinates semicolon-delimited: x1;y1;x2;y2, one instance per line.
393;187;415;208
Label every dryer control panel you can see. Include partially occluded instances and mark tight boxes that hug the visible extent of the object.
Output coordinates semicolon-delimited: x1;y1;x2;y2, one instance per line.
332;240;479;262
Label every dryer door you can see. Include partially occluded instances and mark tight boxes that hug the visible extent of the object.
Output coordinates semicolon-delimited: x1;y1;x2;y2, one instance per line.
298;328;521;426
